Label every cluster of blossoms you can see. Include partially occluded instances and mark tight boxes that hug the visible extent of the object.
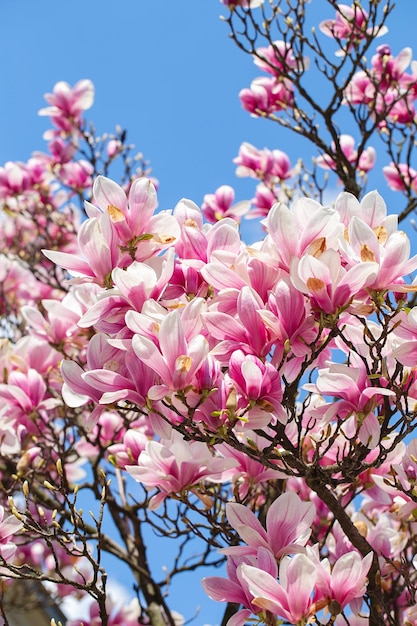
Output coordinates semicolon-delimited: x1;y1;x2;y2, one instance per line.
29;167;417;623
327;5;417;193
2;75;417;617
202;142;295;222
2;1;417;624
315;134;376;177
344;45;417;125
0;81;181;624
231;2;417;204
319;4;388;55
0;79;151;325
202;493;373;625
239;40;303;117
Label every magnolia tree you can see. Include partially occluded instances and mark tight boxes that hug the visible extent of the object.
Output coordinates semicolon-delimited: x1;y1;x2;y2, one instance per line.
2;1;417;625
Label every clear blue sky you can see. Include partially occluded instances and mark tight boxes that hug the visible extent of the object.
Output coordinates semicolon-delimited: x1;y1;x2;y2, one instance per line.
1;1;417;623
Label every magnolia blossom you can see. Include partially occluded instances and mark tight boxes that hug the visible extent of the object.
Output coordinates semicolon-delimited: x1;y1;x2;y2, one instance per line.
263;197;342;272
43;176;180;285
0;505;24;561
254;40;306;76
344;45;417;123
290;248;379;315
239;76;294;116
234;142;292;182
221;0;263;7
202;549;277;626
241;555;317;623
383;162;417;192
222;492;315;560
316;134;376;174
228;350;287;424
201;185;250;223
38;79;94;137
218;434;285;501
0;161;32;198
320;4;388;53
130;308;209;401
67;595;144;626
305;355;395;448
127;431;237;509
311;548;373;614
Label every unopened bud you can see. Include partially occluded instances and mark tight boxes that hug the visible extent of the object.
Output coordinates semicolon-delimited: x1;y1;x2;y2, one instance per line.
56;458;63;477
11;507;23;521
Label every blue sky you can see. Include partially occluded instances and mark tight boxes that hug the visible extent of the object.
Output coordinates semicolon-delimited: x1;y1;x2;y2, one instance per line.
1;1;417;623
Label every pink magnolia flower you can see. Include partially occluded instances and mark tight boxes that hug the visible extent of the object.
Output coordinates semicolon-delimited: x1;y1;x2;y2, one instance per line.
240;554;317;624
260;278;318;380
131;308;209;401
312;548;373;614
107;429;149;469
228;349;287;424
38;79;94;135
263;197;342;273
202;548;277;626
320;4;387;51
344;46;417;123
234;142;292;183
334;190;398;237
290;248;378;315
127;430;237;510
371;45;414;91
218;435;285;502
392;309;417;367
43;175;180;286
21;292;86;352
234;142;274;180
0;406;24;456
0;368;61;434
316;134;376;174
173;196;241;265
383;162;417;192
48;137;76;164
201;185;250;223
305;355;395;447
202;286;272;362
221;0;263;8
67;595;143;626
58;160;94;191
0;505;24;561
254;40;306;76
0;161;32;198
339;213;417;291
201;244;277;298
249;183;282;218
77;251;175;334
223;491;315;560
43;211;122;286
89;176;180;260
239;76;294;116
